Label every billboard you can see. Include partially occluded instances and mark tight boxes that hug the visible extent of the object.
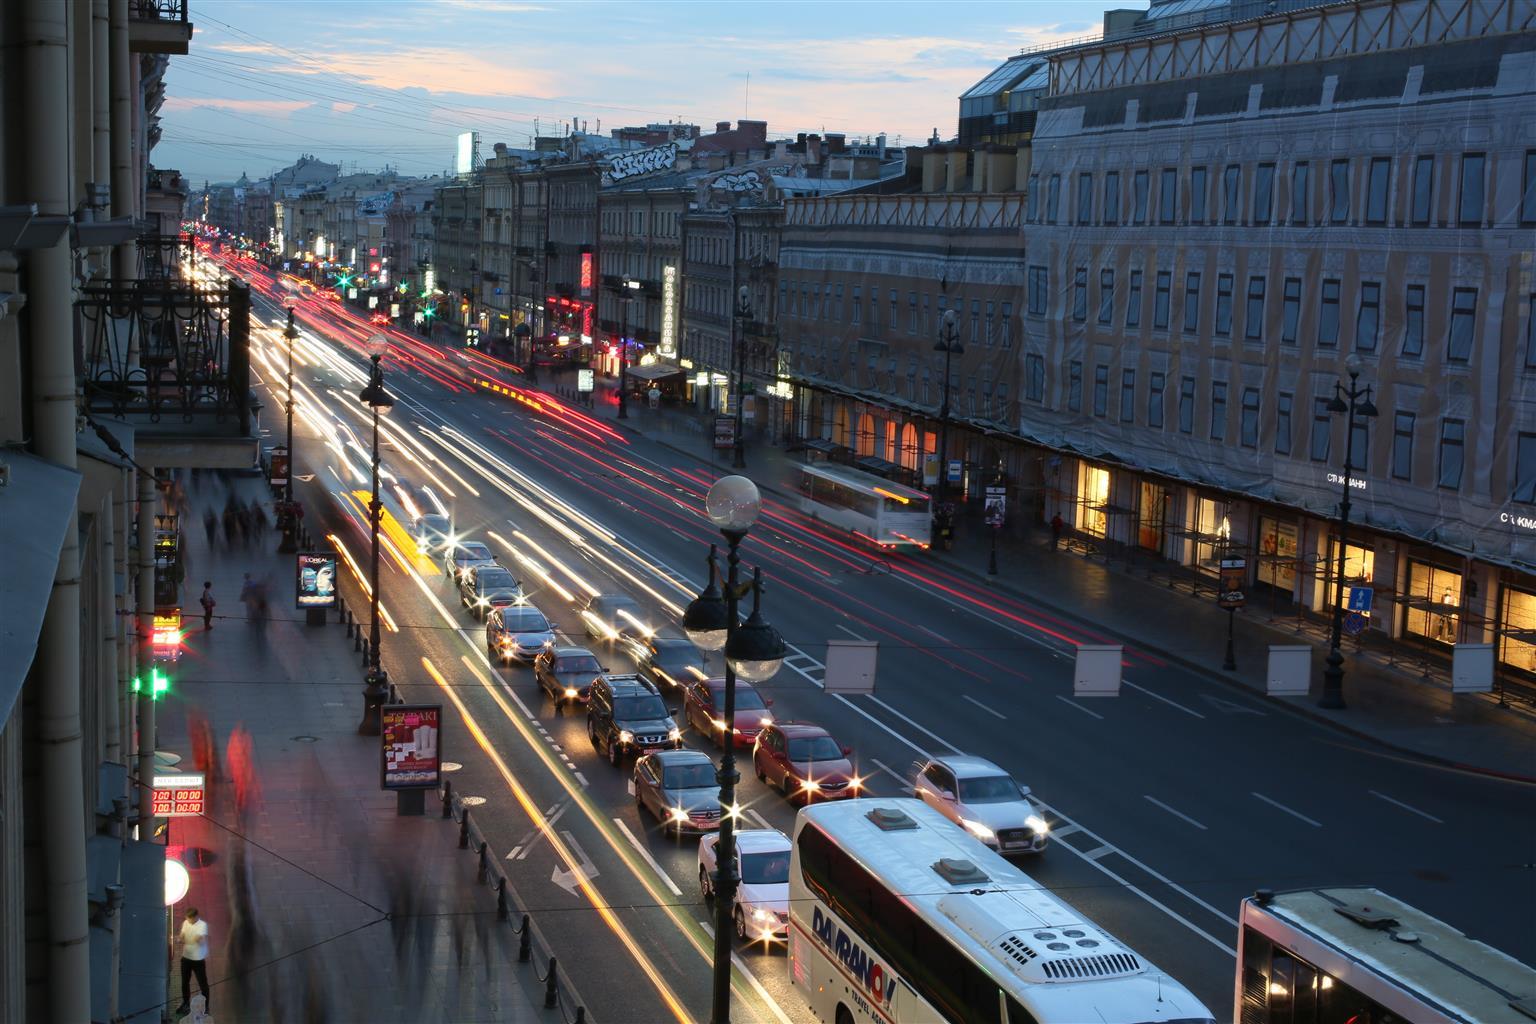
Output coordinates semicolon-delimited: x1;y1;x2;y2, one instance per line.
455;132;477;176
382;704;442;790
295;551;338;609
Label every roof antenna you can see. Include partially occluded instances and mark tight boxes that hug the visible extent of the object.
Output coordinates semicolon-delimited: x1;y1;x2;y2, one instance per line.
744;72;750;119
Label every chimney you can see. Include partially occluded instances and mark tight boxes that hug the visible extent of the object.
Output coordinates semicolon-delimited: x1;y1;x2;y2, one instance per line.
945;148;968;193
988;147;1017;193
716;121;732;134
796;132;807;145
493;142;507;157
876;133;887;158
922;147;946;193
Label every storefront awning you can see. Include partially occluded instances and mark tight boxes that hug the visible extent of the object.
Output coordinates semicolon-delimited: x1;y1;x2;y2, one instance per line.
0;450;81;723
627;363;684;382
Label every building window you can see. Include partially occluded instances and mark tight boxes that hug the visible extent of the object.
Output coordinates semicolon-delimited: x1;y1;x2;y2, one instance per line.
1501;586;1536;673
1148;371;1165;428
1240;387;1260;448
1310;398;1332;462
1291;161;1310;225
1153;270;1171;330
1253;163;1275;224
1516;434;1536;504
968;298;979;343
1073;267;1088;322
1068;361;1082;412
1120;369;1136;423
1001;301;1013;348
1458;153;1485;226
1183;271;1201;333
1527;293;1536;369
1027;265;1048;316
1276;393;1293;455
1178;376;1195;434
834;282;844;320
984;301;995;346
1025;353;1044;401
1405;561;1462;645
1210;381;1227;441
868;288;879;329
1093;364;1109;417
1447;287;1476;363
1438;419;1464;489
851;285;861;324
1245;276;1265;341
1215;273;1233;336
1132;170;1149;225
1159;168;1177;224
1222;164;1242;224
1412;155;1434;225
1318;279;1340;347
1366;157;1391;225
1281;277;1301;345
1047;173;1061;224
1104;171;1120;225
892;290;902;334
1392;412;1415;481
1403;284;1425;357
1126;270;1143;328
1077;172;1094;224
908;292;918;334
1523;151;1536;226
1356;281;1381;352
1098;268;1115;324
1330;159;1350;223
1026;174;1039;222
1190;166;1208;224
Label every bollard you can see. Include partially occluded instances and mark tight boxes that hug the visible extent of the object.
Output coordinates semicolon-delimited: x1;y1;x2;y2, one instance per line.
518;916;531;962
496;878;509;920
476;841;489;883
544;957;559;1009
574;1009;585;1024
441;779;453;818
354;627;362;651
458;807;471;849
360;639;369;665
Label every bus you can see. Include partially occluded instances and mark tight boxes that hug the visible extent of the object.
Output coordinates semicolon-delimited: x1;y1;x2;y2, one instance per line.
789;799;1216;1024
796;463;932;550
1237;886;1536;1024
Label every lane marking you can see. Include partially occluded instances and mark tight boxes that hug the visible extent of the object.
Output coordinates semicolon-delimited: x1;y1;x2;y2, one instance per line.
744;808;774;831
865;694;961;753
867;757;910;789
961;694;1006;720
1251;791;1323;828
613;818;685;896
1051;823;1082;840
1084;845;1114;861
1055;694;1104;719
1369;789;1444;824
1123;680;1206;719
1143;795;1209;831
834;623;869;641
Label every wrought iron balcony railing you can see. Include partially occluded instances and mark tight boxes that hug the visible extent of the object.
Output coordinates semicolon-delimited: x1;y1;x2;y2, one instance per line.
80;278;251;434
130;0;188;22
136;233;195;279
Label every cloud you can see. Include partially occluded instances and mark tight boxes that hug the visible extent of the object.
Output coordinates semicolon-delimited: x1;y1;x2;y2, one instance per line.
437;0;551;10
161;96;312;117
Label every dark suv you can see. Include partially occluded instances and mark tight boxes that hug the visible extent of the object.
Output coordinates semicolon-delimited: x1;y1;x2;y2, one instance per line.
587;674;682;767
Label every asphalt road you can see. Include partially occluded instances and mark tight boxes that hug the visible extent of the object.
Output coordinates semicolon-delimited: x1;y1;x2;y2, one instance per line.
224;254;1536;1023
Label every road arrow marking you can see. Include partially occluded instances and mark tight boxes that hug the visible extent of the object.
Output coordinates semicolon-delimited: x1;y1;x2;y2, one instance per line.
550;830;599;894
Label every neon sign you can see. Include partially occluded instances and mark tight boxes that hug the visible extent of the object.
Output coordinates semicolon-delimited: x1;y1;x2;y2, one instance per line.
579;251;593;299
659;265;678;358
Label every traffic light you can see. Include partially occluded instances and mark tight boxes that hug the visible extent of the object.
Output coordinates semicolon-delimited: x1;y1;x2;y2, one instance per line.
131;666;171;700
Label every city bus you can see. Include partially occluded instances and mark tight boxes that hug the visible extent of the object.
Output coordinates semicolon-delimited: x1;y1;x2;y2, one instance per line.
788;799;1216;1024
795;463;931;550
1237;886;1536;1024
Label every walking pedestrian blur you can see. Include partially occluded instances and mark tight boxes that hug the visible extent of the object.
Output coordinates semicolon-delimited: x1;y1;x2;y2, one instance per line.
199;581;216;630
203;508;218;548
226;723;262;823
222;506;238;547
239;572;257;620
250;498;269;539
175;907;211;1017
236;503;252;548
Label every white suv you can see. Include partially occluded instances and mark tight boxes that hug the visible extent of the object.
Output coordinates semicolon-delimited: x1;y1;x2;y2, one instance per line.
911;754;1049;855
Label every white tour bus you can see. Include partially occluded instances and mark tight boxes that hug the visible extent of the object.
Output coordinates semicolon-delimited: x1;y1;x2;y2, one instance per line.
795;463;931;550
789;799;1216;1024
1237;886;1536;1024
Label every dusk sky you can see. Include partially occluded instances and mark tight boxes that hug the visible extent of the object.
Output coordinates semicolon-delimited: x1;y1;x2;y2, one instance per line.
159;0;1114;185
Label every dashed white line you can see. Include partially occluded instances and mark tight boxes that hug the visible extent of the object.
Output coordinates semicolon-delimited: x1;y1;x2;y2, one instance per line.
961;694;1006;720
1084;845;1114;861
1251;792;1323;828
1143;795;1209;831
1055;694;1104;719
834;623;869;641
613;818;684;896
573;771;589;787
865;695;961;753
867;757;910;789
744;808;774;830
1123;680;1206;719
1369;790;1444;824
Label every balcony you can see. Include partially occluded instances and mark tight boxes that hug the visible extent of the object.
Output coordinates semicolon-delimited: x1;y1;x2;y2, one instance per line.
129;0;193;54
136;233;194;280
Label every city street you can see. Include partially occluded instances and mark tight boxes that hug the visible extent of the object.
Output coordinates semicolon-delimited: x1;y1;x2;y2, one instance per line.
220;250;1536;1021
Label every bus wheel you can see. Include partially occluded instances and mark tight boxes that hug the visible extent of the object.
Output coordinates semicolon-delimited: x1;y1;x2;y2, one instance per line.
836;1007;854;1024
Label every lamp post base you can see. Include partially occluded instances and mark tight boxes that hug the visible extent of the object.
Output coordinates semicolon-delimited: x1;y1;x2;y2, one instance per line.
358;667;390;735
1317;651;1347;709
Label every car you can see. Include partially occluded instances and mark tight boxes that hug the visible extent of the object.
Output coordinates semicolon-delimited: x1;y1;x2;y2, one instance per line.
534;646;605;708
911;754;1049;855
633;749;721;833
587;674;682;767
580;593;648;641
460;565;522;619
369;311;391;326
683;677;773;748
444;540;496;583
752;722;862;804
698;829;791;944
412;513;452;554
632;636;708;692
486;605;554;664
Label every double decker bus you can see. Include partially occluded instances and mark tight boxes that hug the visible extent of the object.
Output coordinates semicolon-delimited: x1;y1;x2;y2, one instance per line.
1237;886;1536;1024
796;463;931;550
789;798;1216;1024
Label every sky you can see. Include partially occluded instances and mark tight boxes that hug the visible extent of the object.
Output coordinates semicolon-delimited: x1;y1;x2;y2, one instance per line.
159;0;1115;185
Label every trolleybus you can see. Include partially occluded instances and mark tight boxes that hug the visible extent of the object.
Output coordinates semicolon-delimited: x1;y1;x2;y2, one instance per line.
789;798;1216;1024
795;463;931;550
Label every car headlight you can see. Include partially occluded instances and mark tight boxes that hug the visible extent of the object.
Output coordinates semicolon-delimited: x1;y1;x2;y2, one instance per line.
1026;814;1049;835
671;807;689;822
751;907;771;923
759;716;773;726
801;779;819;792
563;687;578;698
618;730;633;744
711;717;727;731
668;727;682;741
847;776;863;790
962;819;996;841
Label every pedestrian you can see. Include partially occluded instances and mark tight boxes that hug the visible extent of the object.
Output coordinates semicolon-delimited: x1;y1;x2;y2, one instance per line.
203;508;218;548
1050;512;1065;551
199;581;216;630
239;572;256;620
236;503;252;547
223;507;238;546
250;499;269;538
176;907;211;1016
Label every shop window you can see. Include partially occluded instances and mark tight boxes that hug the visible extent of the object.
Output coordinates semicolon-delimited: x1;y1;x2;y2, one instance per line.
1137;481;1166;550
1257;517;1299;591
1500;587;1536;673
1193;497;1228;572
1325;539;1374;609
1078;464;1110;538
1405;561;1462;645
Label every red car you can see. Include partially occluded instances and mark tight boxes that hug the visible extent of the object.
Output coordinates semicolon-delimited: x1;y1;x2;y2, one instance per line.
683;677;773;748
752;722;862;804
370;312;391;326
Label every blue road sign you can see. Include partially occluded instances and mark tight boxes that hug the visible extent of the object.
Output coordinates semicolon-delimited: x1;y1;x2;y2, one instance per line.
1347;586;1374;613
1344;612;1367;636
946;459;963;483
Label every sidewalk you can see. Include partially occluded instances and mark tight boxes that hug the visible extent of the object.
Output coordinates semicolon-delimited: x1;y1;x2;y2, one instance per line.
550;368;1536;783
154;474;560;1022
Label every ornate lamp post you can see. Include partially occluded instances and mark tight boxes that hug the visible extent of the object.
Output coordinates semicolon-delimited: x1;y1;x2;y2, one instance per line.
277;307;299;553
731;285;752;470
357;333;395;735
1318;355;1378;710
617;277;641;419
683;476;785;1024
934;307;964;508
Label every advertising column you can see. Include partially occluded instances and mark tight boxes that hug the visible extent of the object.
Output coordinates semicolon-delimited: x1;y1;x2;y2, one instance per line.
381;704;442;816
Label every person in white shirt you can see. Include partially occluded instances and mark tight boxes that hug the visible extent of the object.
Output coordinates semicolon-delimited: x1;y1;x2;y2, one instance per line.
176;907;211;1016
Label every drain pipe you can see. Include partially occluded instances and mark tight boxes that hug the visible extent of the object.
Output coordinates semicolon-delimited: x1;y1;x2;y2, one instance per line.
109;0;136;284
22;0;93;1019
135;467;157;830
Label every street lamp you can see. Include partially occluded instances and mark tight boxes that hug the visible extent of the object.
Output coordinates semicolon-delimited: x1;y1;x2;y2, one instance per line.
1318;355;1378;710
933;307;964;526
731;284;752;470
278;307;299;554
357;332;395;735
617;278;641;420
683;476;785;1024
